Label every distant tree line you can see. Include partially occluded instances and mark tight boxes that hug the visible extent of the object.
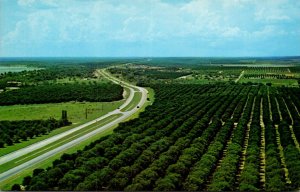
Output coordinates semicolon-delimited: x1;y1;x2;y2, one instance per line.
0;83;123;105
244;74;292;79
0;60;122;89
0;65;98;89
108;67;191;85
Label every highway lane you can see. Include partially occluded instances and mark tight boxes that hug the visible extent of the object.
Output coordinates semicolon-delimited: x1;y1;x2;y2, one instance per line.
0;109;144;182
0;69;148;182
0;109;122;165
0;96;133;166
0;71;135;166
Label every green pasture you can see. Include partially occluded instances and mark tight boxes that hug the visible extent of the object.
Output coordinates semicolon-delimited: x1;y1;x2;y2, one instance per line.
0;101;124;123
0;66;39;74
0;100;124;156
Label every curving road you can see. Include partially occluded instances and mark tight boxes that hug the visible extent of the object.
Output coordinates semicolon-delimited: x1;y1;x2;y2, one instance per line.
0;70;134;165
0;69;148;183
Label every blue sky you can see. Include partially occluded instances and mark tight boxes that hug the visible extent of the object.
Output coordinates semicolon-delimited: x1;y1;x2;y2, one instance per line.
1;0;300;57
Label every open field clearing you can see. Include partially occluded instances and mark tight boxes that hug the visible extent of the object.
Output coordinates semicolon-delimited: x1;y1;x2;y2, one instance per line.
0;101;125;156
0;101;124;122
0;66;39;73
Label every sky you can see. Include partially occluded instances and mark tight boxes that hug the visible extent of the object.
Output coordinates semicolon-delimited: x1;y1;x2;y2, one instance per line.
0;0;300;57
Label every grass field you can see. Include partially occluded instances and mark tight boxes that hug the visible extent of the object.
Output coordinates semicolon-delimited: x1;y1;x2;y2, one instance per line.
0;101;124;123
0;66;39;73
0;100;125;156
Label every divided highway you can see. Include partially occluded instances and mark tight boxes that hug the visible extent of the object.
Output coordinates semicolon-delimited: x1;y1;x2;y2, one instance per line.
0;69;148;183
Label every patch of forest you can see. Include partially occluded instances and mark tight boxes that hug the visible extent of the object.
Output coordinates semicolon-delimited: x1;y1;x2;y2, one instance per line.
0;118;70;148
12;84;300;191
0;65;98;89
108;67;191;85
0;83;123;105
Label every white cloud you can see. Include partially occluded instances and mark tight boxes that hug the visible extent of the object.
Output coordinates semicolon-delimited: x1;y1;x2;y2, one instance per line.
253;0;298;22
18;0;60;7
18;0;36;7
255;7;290;22
252;25;288;38
222;27;243;38
3;0;300;47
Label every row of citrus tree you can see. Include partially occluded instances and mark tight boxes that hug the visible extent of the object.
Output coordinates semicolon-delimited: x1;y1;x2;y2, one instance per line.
12;84;300;191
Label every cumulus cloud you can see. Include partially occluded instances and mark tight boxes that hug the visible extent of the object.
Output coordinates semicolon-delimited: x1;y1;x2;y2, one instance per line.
1;0;300;56
222;27;243;38
4;0;299;43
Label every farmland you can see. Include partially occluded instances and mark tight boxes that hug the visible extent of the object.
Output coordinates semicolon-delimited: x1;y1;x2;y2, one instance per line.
108;57;300;87
14;83;300;191
1;57;300;191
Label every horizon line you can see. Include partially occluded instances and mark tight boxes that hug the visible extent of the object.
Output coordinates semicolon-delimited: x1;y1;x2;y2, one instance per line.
1;56;300;59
